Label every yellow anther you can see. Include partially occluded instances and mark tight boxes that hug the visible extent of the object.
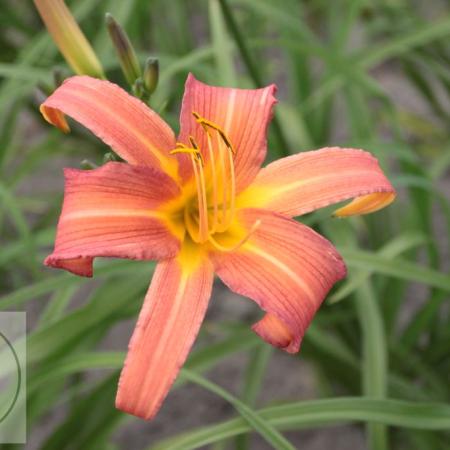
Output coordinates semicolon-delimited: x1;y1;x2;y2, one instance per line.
189;135;199;149
170;147;192;155
170;146;203;163
192;111;235;154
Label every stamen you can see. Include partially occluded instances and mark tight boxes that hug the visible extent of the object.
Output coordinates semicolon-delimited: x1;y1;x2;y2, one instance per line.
192;112;237;232
188;135;204;165
193;112;235;153
208;220;261;252
170;113;238;246
171;143;209;242
170;145;201;160
195;153;209;241
204;131;219;233
216;132;228;230
224;142;236;228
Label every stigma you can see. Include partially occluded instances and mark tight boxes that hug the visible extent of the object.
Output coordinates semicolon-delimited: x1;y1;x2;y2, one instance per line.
171;112;259;251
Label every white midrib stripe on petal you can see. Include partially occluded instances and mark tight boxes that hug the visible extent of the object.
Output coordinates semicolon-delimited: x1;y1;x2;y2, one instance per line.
246;244;316;303
136;271;189;414
263;170;380;195
224;89;236;134
62;209;164;221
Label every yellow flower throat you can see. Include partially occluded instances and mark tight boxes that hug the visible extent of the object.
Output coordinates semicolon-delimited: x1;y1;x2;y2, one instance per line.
171;112;259;252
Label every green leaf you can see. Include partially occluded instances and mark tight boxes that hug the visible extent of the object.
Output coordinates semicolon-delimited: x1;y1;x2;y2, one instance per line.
357;15;450;69
209;0;236;86
149;398;450;450
0;260;150;310
0;63;50;83
179;369;297;450
355;282;388;450
235;344;273;449
27;276;146;364
29;329;260;393
218;0;291;156
338;248;450;292
330;232;427;303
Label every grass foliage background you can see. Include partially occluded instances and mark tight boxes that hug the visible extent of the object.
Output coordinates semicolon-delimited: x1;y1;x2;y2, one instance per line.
1;0;450;448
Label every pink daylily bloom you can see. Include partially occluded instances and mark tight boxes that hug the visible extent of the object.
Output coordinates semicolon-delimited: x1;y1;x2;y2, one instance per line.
41;74;395;419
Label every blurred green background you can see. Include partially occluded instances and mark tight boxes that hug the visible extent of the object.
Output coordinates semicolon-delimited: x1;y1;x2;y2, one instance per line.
1;0;450;449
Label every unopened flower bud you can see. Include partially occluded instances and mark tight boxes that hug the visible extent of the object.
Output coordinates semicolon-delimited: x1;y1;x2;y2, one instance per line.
103;152;117;163
80;159;98;170
106;13;141;86
33;0;105;78
143;58;159;95
132;78;145;99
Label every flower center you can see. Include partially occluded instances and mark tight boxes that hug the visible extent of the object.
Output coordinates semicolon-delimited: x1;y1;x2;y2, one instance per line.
171;112;259;251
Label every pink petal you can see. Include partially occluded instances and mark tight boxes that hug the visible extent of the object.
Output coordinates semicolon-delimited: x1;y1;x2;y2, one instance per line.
238;147;396;217
116;250;214;420
211;208;346;353
40;76;179;179
45;162;183;277
178;73;277;191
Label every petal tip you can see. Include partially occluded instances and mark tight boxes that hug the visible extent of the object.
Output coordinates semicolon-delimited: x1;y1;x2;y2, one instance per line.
252;314;297;353
44;254;94;277
40;104;70;133
333;190;396;217
115;394;157;421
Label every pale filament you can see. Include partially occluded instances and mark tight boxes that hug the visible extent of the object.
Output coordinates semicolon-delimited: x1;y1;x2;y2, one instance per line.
216;132;229;230
170;113;258;252
202;129;219;233
171;142;208;243
193;112;236;232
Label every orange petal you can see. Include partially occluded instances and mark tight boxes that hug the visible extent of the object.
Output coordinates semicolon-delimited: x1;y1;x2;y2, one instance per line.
40;76;179;179
178;73;277;190
45;162;183;277
116;246;214;420
238;147;396;217
211;208;346;353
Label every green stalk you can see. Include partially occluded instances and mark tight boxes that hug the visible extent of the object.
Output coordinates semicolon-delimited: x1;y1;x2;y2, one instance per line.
180;369;296;450
356;282;388;450
218;0;291;157
236;344;273;449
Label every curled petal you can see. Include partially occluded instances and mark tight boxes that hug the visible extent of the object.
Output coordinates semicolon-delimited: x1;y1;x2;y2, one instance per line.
178;73;277;190
211;208;346;353
40;76;179;179
45;162;183;277
238;147;396;217
253;313;293;349
116;246;214;420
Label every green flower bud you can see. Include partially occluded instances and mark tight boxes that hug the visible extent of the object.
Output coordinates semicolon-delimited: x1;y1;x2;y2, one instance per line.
143;58;159;95
106;13;141;86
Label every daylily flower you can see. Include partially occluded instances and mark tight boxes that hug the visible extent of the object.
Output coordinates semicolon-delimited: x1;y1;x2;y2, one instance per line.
41;74;395;420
